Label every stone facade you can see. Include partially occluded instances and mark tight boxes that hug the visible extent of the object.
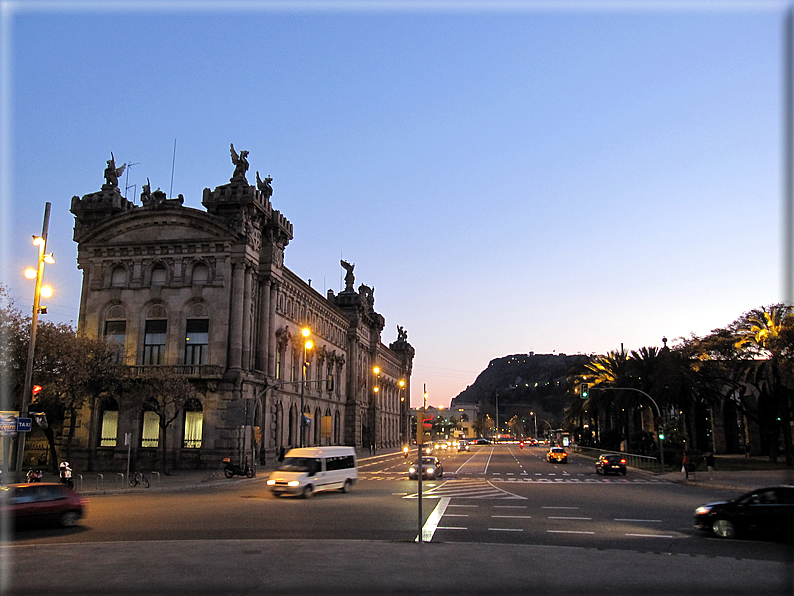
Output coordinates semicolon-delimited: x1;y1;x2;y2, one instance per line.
68;151;414;471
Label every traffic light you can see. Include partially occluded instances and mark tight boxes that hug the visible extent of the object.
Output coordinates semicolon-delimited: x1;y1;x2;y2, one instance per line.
32;385;43;397
417;409;433;444
580;383;589;400
658;430;665;441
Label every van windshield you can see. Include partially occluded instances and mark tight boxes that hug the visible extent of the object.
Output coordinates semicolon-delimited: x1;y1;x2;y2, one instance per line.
278;457;319;473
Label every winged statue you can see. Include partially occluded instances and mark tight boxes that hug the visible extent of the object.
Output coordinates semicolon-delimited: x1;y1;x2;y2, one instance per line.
256;171;273;199
104;152;126;188
230;143;249;180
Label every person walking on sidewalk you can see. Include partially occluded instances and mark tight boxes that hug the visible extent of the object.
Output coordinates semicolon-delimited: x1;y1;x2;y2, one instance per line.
706;451;715;473
682;452;690;479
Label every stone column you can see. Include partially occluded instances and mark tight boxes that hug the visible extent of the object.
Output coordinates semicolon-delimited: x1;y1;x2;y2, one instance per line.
267;282;279;378
241;264;253;370
229;260;245;369
256;278;271;373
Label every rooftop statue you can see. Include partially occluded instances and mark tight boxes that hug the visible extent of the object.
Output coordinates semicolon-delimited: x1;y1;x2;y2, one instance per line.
256;171;273;200
397;325;408;342
104;152;126;188
230;143;249;181
341;259;355;291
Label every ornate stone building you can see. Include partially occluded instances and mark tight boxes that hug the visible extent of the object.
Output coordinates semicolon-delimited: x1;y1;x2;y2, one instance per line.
68;148;414;471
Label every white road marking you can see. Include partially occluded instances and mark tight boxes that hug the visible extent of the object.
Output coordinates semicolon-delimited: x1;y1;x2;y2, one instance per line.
625;533;674;538
542;506;579;510
415;497;451;542
491;515;532;519
615;519;663;523
547;530;595;535
548;516;591;520
488;528;523;532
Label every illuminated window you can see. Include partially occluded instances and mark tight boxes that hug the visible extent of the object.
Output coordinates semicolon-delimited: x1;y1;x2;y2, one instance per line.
99;399;119;447
141;410;159;447
183;399;203;449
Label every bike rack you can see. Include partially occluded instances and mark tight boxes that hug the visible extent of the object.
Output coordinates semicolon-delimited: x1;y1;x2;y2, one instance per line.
150;471;160;486
96;474;103;491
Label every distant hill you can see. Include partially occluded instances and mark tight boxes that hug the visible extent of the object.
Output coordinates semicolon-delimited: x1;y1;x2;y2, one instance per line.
450;352;590;426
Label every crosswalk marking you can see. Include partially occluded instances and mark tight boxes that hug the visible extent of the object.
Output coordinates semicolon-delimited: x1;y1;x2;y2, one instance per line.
403;479;527;500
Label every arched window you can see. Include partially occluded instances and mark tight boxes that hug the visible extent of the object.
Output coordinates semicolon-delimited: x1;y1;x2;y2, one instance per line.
191;262;209;285
288;405;296;446
104;305;127;363
111;266;127;287
185;319;209;365
151;264;167;286
141;408;160;448
98;398;119;447
183;398;203;449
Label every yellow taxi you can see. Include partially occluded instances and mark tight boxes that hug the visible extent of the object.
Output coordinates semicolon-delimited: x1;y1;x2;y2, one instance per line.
546;447;568;464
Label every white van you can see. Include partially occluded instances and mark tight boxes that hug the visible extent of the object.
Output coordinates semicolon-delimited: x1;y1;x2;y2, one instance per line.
266;446;357;498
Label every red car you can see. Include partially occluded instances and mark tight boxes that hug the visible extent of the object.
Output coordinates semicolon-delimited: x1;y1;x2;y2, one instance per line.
2;483;86;528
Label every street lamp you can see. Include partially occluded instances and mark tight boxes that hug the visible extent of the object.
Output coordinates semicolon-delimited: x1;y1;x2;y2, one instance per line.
530;411;537;440
372;365;381;453
15;203;54;480
399;379;406;446
299;327;312;448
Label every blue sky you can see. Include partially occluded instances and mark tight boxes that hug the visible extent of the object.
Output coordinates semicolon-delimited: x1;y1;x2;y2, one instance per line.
0;1;785;407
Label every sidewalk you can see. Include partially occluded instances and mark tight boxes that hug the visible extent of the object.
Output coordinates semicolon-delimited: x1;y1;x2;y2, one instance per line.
56;447;404;496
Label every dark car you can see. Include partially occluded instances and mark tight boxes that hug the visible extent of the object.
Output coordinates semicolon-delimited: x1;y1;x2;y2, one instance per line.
595;454;627;476
694;485;794;539
2;483;86;528
408;457;443;480
475;438;491;445
546;447;568;464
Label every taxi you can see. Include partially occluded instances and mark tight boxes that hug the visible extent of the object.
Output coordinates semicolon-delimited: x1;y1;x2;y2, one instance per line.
546;447;568;464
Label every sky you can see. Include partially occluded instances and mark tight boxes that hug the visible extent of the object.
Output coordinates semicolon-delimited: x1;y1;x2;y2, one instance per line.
0;0;787;408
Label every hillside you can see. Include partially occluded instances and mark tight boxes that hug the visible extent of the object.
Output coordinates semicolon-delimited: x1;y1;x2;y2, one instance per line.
450;352;589;428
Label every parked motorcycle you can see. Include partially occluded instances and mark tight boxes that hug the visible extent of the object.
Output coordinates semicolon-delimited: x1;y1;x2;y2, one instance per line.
25;469;43;482
222;457;254;478
59;461;74;489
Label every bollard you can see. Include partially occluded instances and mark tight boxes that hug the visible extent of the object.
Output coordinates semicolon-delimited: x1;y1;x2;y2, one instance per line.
150;471;160;486
75;474;83;492
96;474;103;491
117;473;125;489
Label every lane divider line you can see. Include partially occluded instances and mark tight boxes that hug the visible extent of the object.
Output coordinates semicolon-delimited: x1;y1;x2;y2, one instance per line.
415;497;451;543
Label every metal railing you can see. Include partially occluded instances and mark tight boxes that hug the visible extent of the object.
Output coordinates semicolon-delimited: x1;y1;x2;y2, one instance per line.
573;445;663;473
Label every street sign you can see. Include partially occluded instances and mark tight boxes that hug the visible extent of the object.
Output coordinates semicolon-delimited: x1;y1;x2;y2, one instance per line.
16;418;32;432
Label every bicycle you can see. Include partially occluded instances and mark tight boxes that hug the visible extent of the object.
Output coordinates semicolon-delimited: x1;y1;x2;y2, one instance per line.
128;471;150;488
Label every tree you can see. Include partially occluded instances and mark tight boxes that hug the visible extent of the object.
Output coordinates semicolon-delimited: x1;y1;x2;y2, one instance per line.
33;322;123;468
123;368;198;474
732;305;794;464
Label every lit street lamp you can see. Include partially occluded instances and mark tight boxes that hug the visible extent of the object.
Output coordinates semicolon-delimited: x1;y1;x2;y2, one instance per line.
372;365;381;453
15;202;54;480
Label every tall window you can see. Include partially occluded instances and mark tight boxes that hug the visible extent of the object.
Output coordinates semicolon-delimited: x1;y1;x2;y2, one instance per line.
141;410;159;447
144;319;167;365
99;399;119;447
104;320;126;363
276;349;282;380
183;399;203;448
185;319;209;365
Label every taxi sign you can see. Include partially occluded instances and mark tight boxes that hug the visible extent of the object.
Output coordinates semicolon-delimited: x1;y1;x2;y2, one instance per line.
16;417;32;432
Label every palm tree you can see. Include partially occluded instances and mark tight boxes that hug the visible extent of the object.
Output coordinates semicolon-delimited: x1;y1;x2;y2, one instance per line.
733;304;794;464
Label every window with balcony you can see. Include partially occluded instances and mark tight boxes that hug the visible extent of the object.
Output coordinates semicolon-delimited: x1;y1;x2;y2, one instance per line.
184;319;209;365
144;319;167;365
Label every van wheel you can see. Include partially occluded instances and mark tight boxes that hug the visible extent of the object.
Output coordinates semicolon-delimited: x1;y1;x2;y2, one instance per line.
302;485;313;499
340;479;353;493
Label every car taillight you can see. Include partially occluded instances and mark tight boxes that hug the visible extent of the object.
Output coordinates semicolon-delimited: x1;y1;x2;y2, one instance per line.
620;459;626;464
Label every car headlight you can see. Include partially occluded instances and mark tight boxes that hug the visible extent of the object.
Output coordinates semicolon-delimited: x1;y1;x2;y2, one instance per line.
287;480;301;487
266;479;276;485
409;467;416;474
695;506;712;515
426;467;435;474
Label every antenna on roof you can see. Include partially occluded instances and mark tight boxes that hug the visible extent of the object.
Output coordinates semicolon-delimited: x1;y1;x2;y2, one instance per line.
124;162;141;202
169;139;177;198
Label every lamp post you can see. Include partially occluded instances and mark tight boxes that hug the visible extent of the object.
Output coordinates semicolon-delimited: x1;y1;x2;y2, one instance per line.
372;365;381;453
399;379;406;446
299;327;312;448
15;203;54;480
530;411;537;440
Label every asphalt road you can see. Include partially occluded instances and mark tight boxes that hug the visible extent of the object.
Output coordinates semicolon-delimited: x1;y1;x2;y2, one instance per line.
7;444;794;595
10;444;793;564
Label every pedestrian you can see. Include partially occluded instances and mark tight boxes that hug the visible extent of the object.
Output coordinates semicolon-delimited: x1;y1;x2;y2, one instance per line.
706;451;715;473
278;446;285;462
681;452;690;479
